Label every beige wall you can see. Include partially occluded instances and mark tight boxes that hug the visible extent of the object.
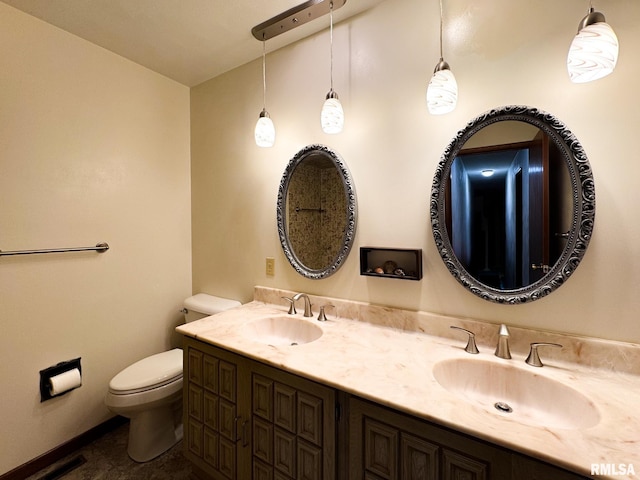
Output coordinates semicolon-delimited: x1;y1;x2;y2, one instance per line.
0;4;191;474
192;0;640;345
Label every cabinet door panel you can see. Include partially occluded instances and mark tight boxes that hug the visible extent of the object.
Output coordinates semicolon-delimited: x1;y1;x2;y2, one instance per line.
297;392;323;447
219;436;237;480
219;360;237;403
187;418;203;457
188;348;203;385
364;417;398;480
203;355;219;393
204;391;219;430
297;439;322;480
219;399;237;441
253;374;274;421
253;459;273;480
203;428;219;469
442;449;487;480
274;383;297;433
401;434;438;480
253;416;274;464
274;428;296;477
188;384;203;422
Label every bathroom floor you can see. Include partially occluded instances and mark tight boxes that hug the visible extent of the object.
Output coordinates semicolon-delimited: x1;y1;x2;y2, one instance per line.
26;421;192;480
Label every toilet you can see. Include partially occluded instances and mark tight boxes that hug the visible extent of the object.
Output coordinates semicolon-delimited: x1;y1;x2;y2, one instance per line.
105;293;241;462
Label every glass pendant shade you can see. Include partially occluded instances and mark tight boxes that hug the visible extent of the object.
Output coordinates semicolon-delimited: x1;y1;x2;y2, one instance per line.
567;9;618;84
427;61;458;115
321;90;344;134
255;109;275;148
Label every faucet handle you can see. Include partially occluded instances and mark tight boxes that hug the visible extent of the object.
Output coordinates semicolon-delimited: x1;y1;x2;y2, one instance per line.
281;296;296;315
450;326;480;354
317;304;335;322
526;342;563;367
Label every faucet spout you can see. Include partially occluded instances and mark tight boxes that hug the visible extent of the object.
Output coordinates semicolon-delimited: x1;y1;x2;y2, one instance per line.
293;293;313;317
495;324;511;359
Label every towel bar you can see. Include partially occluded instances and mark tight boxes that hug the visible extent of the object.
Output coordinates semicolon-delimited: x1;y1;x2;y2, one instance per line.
0;242;109;257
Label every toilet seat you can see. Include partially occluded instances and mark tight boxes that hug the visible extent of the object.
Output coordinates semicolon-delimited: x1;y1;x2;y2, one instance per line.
109;348;183;395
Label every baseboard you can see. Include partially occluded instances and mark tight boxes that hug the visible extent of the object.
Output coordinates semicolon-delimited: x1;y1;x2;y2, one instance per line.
0;416;127;480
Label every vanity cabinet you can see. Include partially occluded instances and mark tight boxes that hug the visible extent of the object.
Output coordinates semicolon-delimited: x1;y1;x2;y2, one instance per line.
183;337;336;480
183;338;588;480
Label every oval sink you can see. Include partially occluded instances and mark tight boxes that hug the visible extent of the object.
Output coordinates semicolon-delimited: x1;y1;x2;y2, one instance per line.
244;316;323;346
432;358;600;430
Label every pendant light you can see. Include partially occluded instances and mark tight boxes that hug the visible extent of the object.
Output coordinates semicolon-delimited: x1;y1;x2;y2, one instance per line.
255;37;275;147
567;1;619;84
321;1;344;134
426;0;458;115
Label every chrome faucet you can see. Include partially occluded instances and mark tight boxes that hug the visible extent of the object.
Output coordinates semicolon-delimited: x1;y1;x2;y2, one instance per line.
495;324;511;359
293;293;313;317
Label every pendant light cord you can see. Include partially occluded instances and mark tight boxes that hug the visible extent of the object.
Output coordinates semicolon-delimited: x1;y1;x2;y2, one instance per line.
329;1;334;91
262;35;267;110
438;0;444;60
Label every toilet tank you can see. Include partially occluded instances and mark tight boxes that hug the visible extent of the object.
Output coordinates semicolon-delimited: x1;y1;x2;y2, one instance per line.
183;293;241;323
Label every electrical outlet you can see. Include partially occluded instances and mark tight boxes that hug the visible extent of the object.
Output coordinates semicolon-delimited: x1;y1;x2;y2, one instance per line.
266;257;275;276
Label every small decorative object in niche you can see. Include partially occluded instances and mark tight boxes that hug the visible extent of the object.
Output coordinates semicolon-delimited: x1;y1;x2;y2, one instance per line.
360;248;423;281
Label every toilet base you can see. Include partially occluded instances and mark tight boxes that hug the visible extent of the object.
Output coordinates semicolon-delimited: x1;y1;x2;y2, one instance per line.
127;402;183;462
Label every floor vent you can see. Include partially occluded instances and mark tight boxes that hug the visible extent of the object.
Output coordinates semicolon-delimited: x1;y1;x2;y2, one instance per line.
37;455;86;480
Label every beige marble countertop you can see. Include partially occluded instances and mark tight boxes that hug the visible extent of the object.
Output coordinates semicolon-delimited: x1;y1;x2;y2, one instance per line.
177;288;640;479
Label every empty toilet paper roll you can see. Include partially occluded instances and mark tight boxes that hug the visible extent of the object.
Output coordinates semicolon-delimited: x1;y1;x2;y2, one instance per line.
49;368;82;396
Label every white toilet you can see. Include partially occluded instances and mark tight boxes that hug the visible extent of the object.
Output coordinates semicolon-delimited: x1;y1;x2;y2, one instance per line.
105;293;241;462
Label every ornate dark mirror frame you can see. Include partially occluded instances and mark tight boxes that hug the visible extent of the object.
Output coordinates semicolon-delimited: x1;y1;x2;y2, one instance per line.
277;144;357;279
430;105;595;304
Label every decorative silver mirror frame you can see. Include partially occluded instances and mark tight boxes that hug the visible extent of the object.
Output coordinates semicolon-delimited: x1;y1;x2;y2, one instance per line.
430;105;595;304
277;144;357;279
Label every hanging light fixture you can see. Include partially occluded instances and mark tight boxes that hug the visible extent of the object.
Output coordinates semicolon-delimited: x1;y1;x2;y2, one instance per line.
567;2;619;84
426;0;458;115
255;37;275;147
321;1;344;134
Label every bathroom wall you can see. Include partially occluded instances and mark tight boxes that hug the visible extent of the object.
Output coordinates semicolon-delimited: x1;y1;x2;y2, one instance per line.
0;4;191;475
191;0;640;345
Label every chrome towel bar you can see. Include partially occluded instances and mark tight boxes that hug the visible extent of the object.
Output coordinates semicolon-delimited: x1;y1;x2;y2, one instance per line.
0;242;109;257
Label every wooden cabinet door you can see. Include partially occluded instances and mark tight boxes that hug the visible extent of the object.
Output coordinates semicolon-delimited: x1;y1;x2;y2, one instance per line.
184;339;243;480
183;338;336;480
249;360;336;480
349;397;511;480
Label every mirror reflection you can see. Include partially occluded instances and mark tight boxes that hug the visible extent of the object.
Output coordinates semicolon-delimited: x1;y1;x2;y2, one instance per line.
277;144;357;279
447;121;572;290
431;106;595;304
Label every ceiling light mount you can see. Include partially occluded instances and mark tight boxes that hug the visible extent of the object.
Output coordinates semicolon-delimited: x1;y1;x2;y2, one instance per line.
252;0;347;41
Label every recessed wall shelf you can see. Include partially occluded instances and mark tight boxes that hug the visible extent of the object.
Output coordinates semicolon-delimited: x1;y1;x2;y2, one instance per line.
252;0;347;41
360;247;423;281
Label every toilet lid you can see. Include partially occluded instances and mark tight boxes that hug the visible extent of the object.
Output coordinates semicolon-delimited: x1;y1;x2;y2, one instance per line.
109;348;183;393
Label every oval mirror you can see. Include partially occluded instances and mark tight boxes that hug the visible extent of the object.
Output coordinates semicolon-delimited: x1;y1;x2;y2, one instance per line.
430;106;595;303
277;144;357;279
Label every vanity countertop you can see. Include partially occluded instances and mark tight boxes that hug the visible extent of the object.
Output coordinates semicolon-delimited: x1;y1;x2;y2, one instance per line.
177;295;640;479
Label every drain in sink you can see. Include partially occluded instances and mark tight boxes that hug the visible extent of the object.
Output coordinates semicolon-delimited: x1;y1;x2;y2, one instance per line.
494;402;513;413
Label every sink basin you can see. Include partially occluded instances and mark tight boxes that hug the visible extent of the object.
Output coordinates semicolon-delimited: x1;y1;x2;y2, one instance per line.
244;316;323;346
432;358;600;430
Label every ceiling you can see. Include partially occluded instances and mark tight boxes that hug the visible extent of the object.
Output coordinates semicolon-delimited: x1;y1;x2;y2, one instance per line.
1;0;385;86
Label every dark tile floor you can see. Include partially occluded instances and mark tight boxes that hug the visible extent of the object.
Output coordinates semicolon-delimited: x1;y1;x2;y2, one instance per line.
26;422;192;480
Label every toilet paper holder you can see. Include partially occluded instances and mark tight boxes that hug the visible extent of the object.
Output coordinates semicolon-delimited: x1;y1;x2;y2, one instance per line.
39;358;82;402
